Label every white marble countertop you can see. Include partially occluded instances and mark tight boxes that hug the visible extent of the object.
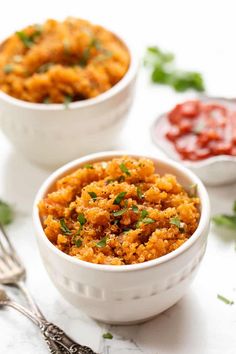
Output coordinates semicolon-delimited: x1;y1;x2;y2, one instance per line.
0;1;236;353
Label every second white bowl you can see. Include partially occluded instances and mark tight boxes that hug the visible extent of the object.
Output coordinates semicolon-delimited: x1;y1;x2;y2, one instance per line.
33;151;210;324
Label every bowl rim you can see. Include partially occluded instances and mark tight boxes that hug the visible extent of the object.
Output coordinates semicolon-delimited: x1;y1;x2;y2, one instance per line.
0;29;139;111
151;112;236;168
33;151;210;272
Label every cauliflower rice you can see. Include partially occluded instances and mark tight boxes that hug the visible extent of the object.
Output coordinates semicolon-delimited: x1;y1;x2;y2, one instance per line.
0;18;130;103
38;157;200;265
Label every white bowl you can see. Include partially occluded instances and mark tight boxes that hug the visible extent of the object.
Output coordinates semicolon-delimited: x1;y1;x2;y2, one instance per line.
0;34;138;169
33;151;210;324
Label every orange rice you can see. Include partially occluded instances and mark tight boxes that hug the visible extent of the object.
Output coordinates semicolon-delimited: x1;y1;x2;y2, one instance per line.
38;157;200;265
0;18;130;103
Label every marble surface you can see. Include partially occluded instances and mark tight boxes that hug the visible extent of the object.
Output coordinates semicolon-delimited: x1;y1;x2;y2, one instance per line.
0;1;236;353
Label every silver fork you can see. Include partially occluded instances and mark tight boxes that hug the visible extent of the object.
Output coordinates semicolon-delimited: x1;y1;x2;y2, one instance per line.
0;223;97;354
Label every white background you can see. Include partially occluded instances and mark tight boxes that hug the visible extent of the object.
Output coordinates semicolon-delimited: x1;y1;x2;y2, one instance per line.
0;1;236;353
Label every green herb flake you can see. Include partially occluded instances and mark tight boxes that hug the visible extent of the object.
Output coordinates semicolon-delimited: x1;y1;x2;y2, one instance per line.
37;62;54;73
96;236;107;248
3;64;13;74
0;200;13;225
102;332;113;340
16;27;42;48
60;218;72;235
113;191;127;205
143;217;155;224
217;294;234;305
131;205;139;213
113;208;128;217
117;175;125;183
212;215;236;229
141;210;148;219
83;164;94;169
119;163;131;176
189;184;198;197
137;187;144;199
64;94;73;109
144;46;205;93
75;239;82;247
77;213;87;226
88;191;97;201
170;217;185;232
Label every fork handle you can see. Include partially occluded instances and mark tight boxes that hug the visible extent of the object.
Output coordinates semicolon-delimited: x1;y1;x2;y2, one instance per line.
41;321;97;354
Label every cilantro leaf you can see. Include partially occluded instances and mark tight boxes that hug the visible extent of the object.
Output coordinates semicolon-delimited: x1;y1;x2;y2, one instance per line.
217;294;234;305
96;236;107;248
113;192;127;205
103;332;113;339
77;213;87;226
119;163;131;176
60;218;72;235
88;192;97;201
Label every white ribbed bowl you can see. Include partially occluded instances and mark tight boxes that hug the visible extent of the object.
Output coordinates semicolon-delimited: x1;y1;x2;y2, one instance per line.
0;33;138;169
33;151;210;324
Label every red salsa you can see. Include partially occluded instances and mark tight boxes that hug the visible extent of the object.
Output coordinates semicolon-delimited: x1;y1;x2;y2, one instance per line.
166;100;236;161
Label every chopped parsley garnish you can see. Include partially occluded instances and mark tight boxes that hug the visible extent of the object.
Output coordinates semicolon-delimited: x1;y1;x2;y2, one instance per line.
106;178;115;185
83;164;94;169
96;236;107;248
113;208;128;217
77;213;87;226
64;94;73;109
119;163;131;176
142;217;155;224
217;294;234;305
189;184;198;197
3;64;13;74
136;209;153;227
102;332;113;340
117;175;125;183
141;210;148;219
137;187;144;199
37;62;54;73
170;217;185;232
213;200;236;230
16;26;42;48
131;205;139;213
79;38;101;67
60;218;72;235
88;191;97;201
113;191;127;205
144;46;205;92
74;239;82;247
0;200;13;225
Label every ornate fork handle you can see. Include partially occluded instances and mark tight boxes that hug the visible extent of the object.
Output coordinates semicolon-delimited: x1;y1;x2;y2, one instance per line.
41;322;97;354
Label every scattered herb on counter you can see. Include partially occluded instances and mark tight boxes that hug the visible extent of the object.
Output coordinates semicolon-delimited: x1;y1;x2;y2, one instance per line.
170;217;185;232
0;200;13;225
88;191;97;201
217;294;234;305
119;163;131;176
144;46;205;92
60;218;72;235
3;64;13;74
96;236;107;248
83;164;94;169
64;94;73;109
102;332;113;340
113;191;127;205
212;201;236;230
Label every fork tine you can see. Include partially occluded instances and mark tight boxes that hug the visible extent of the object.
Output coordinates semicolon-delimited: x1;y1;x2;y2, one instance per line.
0;223;22;266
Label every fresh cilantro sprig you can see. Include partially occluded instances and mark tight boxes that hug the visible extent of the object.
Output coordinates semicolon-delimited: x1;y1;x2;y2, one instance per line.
144;46;205;92
213;201;236;230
